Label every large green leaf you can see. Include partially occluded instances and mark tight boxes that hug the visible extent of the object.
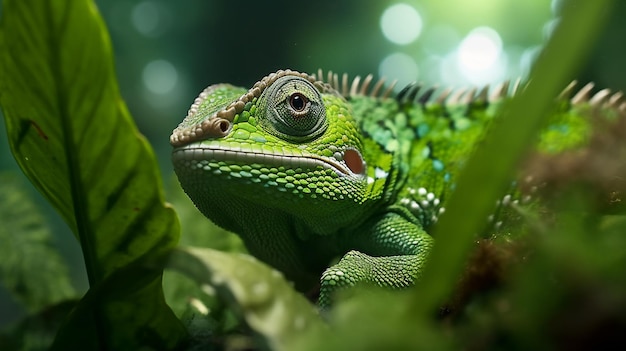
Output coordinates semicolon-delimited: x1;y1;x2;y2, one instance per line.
0;0;186;348
0;0;178;284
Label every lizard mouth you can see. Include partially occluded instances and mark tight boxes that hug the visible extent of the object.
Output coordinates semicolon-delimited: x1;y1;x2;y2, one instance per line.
172;144;366;178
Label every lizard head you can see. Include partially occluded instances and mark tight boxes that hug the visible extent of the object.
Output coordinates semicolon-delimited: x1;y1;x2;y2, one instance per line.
171;70;382;235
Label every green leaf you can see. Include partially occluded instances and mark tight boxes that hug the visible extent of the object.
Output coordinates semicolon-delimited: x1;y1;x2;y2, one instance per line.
0;173;75;312
0;0;178;285
0;0;186;348
167;247;325;351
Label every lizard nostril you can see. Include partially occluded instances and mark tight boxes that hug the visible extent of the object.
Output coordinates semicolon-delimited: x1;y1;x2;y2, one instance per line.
218;120;231;133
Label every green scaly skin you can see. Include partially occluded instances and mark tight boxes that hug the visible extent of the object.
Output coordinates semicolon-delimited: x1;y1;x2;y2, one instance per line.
170;69;624;306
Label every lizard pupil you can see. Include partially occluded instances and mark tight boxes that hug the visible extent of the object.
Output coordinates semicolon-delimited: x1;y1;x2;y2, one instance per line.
289;93;308;112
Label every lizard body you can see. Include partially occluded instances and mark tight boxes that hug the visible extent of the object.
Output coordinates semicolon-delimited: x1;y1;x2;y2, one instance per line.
170;69;625;305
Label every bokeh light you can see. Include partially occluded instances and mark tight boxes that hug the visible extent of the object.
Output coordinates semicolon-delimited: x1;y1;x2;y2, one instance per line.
131;1;161;36
457;27;502;71
454;26;506;85
380;3;423;45
142;59;179;95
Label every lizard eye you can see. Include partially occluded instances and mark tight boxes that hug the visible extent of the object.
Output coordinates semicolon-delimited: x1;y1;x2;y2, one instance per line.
262;76;327;142
289;93;309;114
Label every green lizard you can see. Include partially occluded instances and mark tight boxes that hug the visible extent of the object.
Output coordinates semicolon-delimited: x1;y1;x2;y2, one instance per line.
170;69;624;306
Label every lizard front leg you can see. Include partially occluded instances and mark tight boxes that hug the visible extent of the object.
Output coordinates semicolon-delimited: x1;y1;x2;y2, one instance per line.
319;207;434;306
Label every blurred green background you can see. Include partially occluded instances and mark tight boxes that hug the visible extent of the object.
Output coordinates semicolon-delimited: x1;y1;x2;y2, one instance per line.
1;0;625;329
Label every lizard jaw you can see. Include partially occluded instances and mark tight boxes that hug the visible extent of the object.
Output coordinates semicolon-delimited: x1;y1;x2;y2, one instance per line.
172;144;367;178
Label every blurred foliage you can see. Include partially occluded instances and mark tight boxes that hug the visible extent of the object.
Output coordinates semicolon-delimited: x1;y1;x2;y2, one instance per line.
0;175;77;351
1;0;626;350
0;174;75;312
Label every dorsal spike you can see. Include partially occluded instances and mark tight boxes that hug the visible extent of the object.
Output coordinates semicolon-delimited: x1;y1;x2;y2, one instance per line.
382;80;397;99
461;87;477;105
341;73;349;97
327;70;334;87
370;77;386;97
558;80;578;100
310;71;618;108
418;87;437;106
395;84;411;102
435;87;453;105
490;80;510;101
406;84;422;103
511;78;522;96
572;82;595;105
350;76;361;97
396;83;418;103
447;87;467;105
609;91;624;108
475;85;490;104
359;74;374;95
589;88;611;107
